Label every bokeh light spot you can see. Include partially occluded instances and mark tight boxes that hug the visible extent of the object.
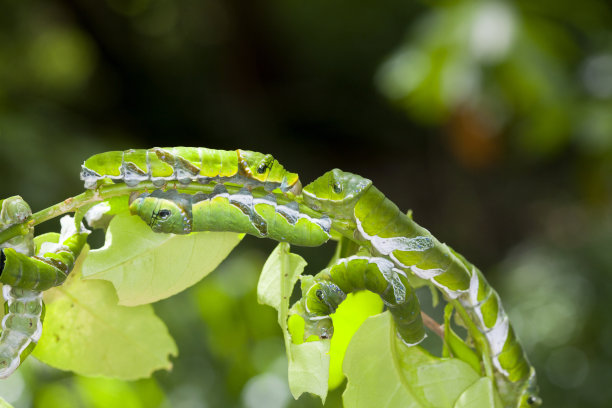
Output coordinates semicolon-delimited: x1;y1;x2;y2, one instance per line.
545;346;589;389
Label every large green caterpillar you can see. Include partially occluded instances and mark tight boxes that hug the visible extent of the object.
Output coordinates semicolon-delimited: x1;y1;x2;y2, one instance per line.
129;186;332;247
81;147;302;194
301;169;541;408
0;201;89;378
296;255;425;346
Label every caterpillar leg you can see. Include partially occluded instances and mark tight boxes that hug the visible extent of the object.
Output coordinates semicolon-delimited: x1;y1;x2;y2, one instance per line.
295;256;426;346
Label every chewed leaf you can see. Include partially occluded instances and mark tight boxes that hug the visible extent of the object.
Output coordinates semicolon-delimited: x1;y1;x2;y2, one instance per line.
257;243;330;403
327;291;382;390
82;195;130;230
344;313;484;408
82;212;243;306
34;253;177;380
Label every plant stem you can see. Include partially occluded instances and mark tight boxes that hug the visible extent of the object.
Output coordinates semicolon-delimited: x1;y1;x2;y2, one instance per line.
420;311;444;339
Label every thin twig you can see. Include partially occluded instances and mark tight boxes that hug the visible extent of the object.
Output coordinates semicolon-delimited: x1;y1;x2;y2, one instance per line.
421;311;444;339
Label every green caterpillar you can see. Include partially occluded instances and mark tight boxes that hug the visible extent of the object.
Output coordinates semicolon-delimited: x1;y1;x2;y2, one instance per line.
81;147;302;194
296;256;425;346
0;197;42;378
0;286;44;379
0;202;89;378
129;186;331;247
0;217;89;291
301;169;541;408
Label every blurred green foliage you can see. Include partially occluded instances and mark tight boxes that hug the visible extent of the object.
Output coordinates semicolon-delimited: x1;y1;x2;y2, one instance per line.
1;0;611;407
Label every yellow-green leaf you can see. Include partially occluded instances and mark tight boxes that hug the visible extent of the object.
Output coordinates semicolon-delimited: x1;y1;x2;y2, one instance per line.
257;243;331;403
82;212;243;306
344;312;484;408
34;253;177;379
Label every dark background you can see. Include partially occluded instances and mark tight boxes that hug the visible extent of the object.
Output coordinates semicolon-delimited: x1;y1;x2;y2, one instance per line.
0;0;611;407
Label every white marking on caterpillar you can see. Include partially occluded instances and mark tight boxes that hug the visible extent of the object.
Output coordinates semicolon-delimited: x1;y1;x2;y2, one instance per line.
0;286;44;379
355;217;464;299
355;218;434;256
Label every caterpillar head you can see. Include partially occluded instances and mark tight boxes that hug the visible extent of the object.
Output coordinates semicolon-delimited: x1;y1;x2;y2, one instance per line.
302;169;372;219
0;196;32;227
129;190;192;234
518;370;542;408
305;282;346;316
297;277;343;341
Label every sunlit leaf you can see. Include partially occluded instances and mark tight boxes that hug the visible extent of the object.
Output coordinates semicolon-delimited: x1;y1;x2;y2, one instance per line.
328;291;382;390
82;212;243;305
34;249;178;379
257;243;330;403
0;396;14;408
344;313;484;408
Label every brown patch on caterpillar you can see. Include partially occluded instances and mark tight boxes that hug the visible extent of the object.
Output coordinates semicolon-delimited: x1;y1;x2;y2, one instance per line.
236;149;254;178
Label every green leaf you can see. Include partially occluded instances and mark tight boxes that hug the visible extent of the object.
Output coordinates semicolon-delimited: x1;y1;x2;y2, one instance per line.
328;291;382;390
257;243;330;403
343;313;482;408
82;212;243;306
33;248;178;379
442;303;481;374
0;396;14;408
454;377;503;408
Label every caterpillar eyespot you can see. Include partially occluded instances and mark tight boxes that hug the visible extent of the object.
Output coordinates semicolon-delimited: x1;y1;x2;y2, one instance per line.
315;289;324;300
158;209;171;220
257;156;273;174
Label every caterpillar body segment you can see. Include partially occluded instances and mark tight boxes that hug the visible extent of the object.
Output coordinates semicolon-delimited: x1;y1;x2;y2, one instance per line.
301;169;540;408
297;256;426;346
81;147;302;195
0;216;89;291
129;187;332;247
0;286;44;378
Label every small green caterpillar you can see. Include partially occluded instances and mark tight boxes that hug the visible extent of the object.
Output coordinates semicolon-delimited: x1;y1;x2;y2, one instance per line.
0;197;41;378
296;256;425;346
0;286;44;378
301;169;541;408
81;147;302;194
0;204;89;378
129;187;331;247
0;217;89;291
